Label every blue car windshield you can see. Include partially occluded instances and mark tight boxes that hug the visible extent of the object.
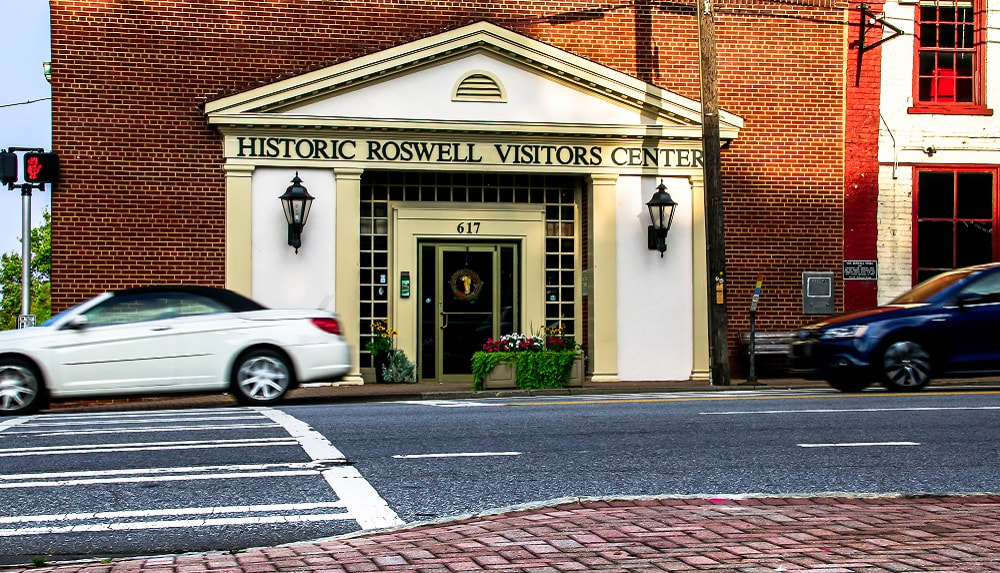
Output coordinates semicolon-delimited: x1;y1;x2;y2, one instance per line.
891;269;973;304
39;303;82;326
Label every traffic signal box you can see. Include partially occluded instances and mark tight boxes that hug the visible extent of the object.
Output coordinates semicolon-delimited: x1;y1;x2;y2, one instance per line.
0;151;17;185
23;152;59;185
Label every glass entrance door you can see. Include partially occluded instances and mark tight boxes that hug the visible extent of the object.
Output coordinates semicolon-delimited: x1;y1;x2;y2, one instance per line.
419;242;519;381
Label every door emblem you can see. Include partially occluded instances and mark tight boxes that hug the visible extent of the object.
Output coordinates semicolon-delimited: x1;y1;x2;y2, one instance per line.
449;268;483;302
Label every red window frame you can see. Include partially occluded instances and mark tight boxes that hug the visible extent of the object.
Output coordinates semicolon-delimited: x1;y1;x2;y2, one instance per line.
912;166;999;285
908;0;991;115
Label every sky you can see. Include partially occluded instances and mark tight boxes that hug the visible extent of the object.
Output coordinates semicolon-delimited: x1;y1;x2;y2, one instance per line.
0;1;51;256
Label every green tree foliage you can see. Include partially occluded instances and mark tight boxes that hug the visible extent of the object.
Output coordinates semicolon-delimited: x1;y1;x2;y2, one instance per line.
0;210;51;330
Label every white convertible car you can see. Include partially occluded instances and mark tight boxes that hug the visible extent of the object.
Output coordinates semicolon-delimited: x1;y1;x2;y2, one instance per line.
0;286;352;415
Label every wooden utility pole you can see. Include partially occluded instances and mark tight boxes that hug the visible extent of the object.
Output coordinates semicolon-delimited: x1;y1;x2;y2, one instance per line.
696;0;731;385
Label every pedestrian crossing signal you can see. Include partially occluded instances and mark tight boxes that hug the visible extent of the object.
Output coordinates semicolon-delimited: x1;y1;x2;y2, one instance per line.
0;151;16;185
23;152;59;185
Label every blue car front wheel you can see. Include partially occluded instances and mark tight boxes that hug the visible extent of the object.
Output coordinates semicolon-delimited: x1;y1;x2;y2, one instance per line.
880;340;932;391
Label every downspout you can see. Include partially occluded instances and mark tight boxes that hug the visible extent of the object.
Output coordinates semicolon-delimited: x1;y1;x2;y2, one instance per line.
880;113;898;179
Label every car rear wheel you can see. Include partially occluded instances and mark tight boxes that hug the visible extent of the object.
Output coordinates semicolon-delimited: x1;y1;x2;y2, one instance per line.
880;340;932;392
826;376;869;393
232;349;292;405
0;358;43;416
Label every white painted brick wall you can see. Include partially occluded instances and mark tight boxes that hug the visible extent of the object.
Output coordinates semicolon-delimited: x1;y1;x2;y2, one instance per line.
878;0;1000;296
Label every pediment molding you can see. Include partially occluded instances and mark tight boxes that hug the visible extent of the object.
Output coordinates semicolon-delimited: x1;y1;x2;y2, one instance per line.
205;21;743;138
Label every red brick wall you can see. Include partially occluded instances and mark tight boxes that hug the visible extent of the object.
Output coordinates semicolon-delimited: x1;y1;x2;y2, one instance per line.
49;0;849;373
844;0;884;311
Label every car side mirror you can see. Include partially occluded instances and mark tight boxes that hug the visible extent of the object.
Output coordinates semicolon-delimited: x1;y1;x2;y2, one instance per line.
65;315;89;330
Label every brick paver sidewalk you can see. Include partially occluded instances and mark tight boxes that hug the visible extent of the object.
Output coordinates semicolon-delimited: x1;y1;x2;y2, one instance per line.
8;495;1000;573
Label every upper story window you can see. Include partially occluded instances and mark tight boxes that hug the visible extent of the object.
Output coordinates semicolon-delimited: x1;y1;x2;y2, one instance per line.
910;0;991;115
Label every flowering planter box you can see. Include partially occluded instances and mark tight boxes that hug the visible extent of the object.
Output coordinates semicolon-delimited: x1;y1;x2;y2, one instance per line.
482;358;517;389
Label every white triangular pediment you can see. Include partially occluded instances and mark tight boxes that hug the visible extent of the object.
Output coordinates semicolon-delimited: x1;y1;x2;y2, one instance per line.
205;21;742;138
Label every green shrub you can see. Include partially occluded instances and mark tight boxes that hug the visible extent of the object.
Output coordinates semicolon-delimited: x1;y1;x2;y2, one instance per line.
383;348;416;383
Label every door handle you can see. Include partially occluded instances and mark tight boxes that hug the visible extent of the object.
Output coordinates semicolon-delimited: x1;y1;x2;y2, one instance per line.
440;312;449;329
151;326;173;332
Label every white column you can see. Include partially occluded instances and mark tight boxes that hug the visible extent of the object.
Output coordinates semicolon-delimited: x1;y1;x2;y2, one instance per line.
590;174;619;383
335;168;364;384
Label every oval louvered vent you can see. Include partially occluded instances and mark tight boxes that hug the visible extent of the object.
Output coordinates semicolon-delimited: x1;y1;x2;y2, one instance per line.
452;71;507;102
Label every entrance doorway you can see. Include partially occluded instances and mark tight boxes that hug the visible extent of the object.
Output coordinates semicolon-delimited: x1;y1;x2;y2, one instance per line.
419;241;520;381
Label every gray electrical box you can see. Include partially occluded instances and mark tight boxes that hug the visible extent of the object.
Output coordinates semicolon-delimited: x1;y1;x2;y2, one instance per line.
802;271;835;315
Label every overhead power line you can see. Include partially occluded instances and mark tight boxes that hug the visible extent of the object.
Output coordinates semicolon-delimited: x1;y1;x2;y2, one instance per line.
0;97;51;109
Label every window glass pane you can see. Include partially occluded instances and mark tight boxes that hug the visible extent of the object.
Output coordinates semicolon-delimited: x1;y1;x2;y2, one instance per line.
938;51;954;70
956;222;993;267
955;78;973;102
958;23;974;47
938;23;956;48
918;221;955;268
940;6;956;22
956;52;973;76
920;6;937;23
959;5;974;21
956;172;993;218
920;23;938;47
919;77;933;100
918;171;955;218
919;52;936;75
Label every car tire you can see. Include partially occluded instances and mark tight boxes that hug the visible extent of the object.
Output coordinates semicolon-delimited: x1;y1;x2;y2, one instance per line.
879;339;932;392
231;348;293;406
0;357;44;416
826;376;869;393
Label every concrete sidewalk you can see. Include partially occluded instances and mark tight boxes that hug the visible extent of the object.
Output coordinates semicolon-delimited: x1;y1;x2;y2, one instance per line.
6;494;1000;572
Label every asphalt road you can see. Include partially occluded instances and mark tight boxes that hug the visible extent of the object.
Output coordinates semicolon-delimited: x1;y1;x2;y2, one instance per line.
2;387;999;565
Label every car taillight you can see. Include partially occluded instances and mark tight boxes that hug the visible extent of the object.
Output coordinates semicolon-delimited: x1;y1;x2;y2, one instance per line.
311;317;342;335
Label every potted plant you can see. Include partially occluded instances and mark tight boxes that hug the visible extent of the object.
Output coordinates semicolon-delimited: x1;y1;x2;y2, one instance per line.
365;320;396;383
471;327;583;390
382;348;417;383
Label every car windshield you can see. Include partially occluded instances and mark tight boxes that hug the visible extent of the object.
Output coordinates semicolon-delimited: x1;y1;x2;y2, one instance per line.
39;303;83;326
891;269;974;303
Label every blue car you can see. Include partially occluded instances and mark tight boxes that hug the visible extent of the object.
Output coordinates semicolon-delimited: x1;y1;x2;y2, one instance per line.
788;262;1000;392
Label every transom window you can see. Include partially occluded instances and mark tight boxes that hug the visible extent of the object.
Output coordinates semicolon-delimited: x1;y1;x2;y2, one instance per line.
910;0;990;114
914;168;997;283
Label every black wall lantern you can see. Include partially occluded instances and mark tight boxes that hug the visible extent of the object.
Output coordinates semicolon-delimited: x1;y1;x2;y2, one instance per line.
279;172;314;254
646;180;678;257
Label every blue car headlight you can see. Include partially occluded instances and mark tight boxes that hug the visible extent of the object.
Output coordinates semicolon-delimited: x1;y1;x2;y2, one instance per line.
821;325;869;340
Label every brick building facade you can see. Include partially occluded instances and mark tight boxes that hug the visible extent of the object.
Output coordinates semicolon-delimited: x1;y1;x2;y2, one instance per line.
48;0;856;382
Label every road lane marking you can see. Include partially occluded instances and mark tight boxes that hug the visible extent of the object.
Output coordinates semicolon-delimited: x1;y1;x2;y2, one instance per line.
0;501;345;524
499;389;1000;407
797;442;920;448
0;513;354;537
0;461;328;482
0;416;31;433
258;407;404;530
5;423;280;437
702;406;1000;415
395;400;503;408
43;408;254;420
392;452;521;459
0;437;298;457
20;414;268;427
0;469;320;489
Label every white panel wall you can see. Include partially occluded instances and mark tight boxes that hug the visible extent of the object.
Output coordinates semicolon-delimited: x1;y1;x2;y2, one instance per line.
615;175;694;381
877;165;913;303
287;53;642;125
878;0;1000;295
251;168;336;310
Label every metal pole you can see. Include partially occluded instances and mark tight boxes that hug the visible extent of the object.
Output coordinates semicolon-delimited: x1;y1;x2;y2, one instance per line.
748;310;757;384
20;184;31;318
697;0;731;385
